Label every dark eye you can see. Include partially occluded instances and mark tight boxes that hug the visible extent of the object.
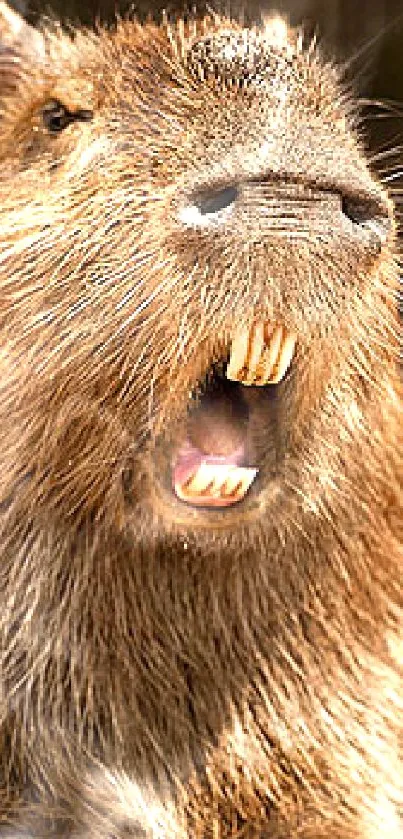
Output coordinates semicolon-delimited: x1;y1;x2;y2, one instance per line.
41;100;93;134
42;100;71;133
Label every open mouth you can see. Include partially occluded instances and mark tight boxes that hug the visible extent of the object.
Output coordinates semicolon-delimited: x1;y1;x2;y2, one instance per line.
172;321;296;509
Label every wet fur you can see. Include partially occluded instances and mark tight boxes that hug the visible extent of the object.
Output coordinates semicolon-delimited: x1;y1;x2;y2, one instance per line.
0;7;401;837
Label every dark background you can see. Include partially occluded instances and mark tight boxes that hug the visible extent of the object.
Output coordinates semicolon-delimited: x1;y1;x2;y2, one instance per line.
12;0;403;197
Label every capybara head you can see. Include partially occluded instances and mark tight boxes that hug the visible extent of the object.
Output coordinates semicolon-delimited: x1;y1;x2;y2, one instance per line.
0;3;401;837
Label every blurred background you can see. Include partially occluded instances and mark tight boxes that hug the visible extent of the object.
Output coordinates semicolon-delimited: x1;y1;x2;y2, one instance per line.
11;0;403;200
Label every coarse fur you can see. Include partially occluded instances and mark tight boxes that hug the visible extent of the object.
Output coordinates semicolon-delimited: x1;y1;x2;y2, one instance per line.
0;4;401;837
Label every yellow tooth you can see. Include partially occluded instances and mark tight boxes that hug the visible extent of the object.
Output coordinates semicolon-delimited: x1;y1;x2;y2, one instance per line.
245;321;265;384
226;326;250;381
210;476;224;497
257;324;283;383
239;472;255;498
176;464;257;505
227;321;296;387
270;331;297;384
221;470;244;497
183;464;216;495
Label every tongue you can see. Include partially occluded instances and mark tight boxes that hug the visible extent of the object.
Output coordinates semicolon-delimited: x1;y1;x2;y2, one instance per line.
173;441;258;508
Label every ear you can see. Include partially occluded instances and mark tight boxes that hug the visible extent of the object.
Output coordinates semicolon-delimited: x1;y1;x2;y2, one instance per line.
0;1;44;58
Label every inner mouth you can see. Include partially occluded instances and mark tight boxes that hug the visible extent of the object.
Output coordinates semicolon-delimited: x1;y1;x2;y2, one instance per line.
172;321;296;508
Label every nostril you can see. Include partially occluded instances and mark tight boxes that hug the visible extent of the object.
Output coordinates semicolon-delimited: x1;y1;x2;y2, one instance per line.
196;185;239;216
341;193;392;239
180;184;240;227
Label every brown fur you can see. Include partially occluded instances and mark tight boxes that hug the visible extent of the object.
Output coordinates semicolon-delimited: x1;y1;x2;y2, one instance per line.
0;5;401;837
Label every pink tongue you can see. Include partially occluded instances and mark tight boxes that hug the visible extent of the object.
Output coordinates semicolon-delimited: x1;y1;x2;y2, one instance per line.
173;441;258;508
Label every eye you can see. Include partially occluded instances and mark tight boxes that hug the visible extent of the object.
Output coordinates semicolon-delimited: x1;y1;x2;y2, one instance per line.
41;99;93;134
42;100;71;133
